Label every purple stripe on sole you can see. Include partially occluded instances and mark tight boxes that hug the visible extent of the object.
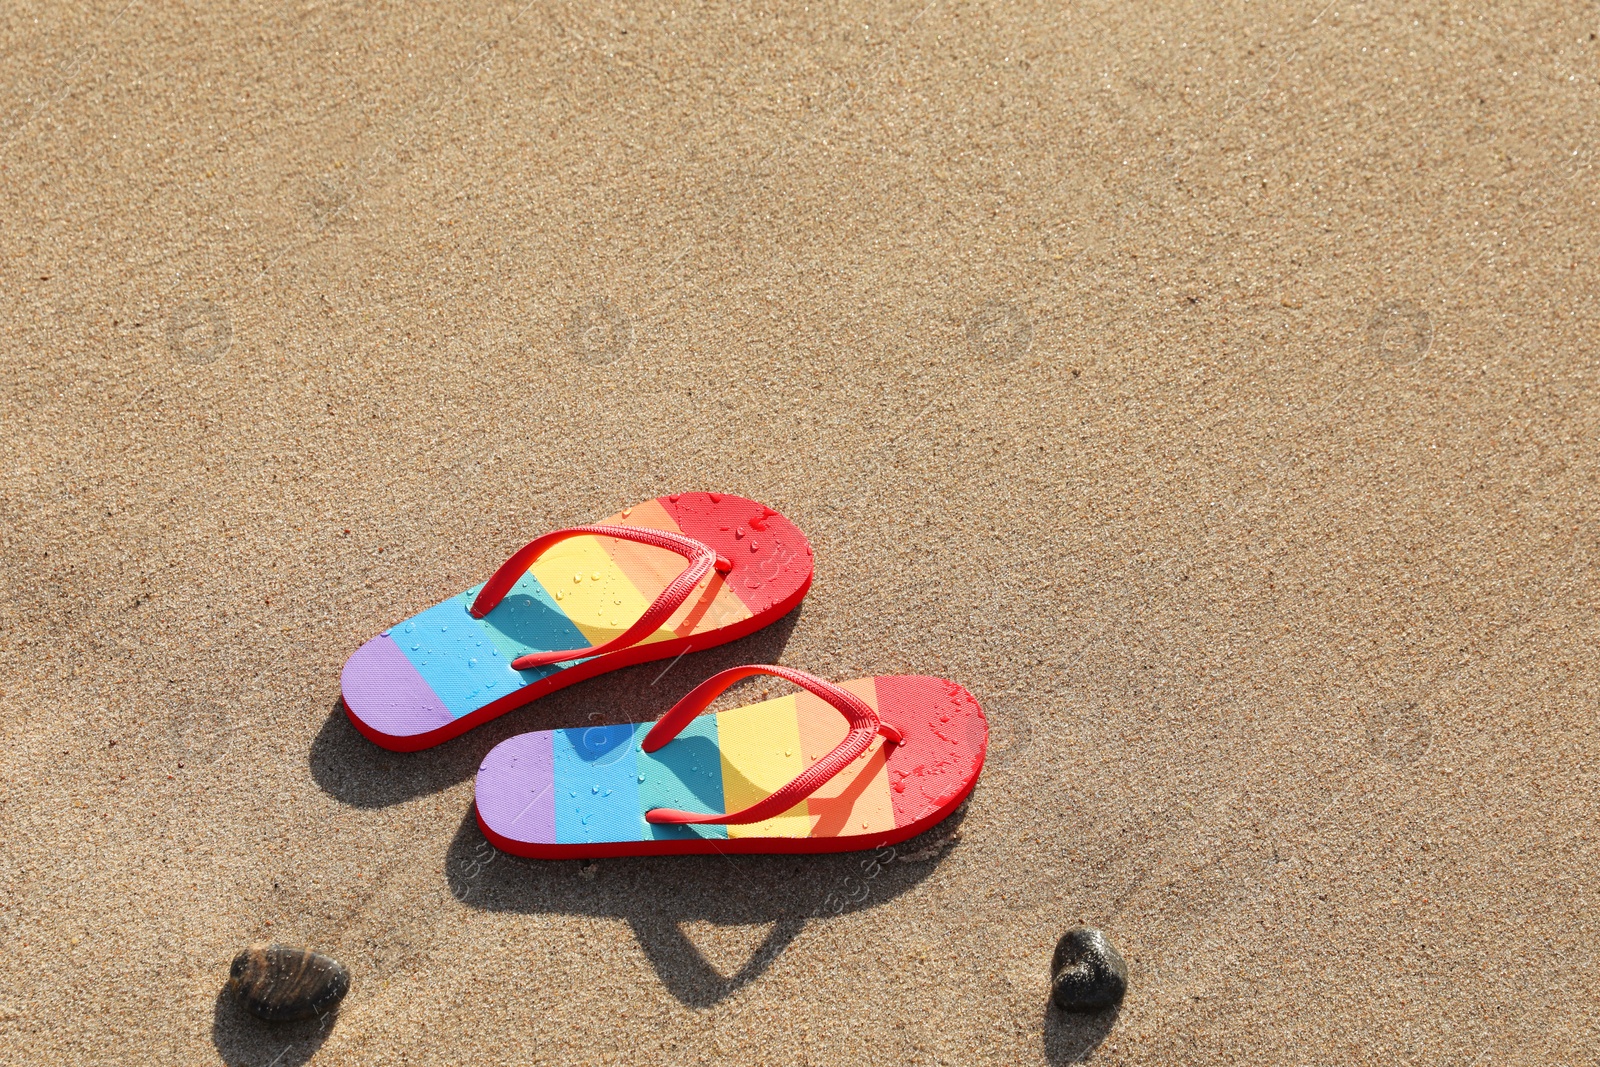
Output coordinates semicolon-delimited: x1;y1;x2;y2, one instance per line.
476;731;556;845
341;633;455;739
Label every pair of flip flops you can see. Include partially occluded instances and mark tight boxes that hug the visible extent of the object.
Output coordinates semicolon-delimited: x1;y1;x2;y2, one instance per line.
342;493;987;858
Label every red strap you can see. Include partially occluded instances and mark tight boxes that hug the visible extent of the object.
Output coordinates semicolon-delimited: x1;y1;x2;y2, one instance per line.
468;524;732;670
641;665;904;826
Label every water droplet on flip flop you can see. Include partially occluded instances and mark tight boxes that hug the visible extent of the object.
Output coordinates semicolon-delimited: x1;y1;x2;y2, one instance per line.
573;573;582;583
591;571;602;581
555;590;564;600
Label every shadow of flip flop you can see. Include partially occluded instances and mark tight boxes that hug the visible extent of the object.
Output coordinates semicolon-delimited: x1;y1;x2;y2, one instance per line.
442;796;970;1008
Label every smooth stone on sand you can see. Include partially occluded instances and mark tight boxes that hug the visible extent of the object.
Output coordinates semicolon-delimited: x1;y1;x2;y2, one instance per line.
1050;927;1127;1012
227;943;350;1022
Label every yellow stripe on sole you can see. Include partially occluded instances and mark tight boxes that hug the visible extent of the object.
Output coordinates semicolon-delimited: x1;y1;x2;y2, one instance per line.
717;695;811;839
527;534;670;648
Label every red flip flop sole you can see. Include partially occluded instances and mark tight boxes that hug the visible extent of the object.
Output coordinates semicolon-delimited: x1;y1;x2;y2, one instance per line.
341;493;813;751
474;675;986;858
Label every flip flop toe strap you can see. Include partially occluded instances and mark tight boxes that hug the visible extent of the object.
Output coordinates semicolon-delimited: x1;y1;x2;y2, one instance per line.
467;524;732;670
641;665;903;826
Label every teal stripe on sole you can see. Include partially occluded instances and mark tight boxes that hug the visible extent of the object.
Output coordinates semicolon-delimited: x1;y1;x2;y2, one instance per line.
472;576;591;665
637;712;728;841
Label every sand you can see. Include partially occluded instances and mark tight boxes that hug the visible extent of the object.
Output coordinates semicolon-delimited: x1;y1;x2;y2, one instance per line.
2;1;1597;1063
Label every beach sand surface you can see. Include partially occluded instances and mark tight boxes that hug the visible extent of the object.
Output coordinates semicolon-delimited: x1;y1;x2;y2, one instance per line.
1;2;1596;1063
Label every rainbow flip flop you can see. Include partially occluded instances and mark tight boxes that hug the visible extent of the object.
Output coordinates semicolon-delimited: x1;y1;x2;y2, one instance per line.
342;493;813;751
474;666;987;858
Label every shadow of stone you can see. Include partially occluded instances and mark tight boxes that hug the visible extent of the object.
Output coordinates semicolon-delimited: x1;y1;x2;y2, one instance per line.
210;986;337;1067
443;797;969;1008
310;607;802;809
1042;1002;1119;1065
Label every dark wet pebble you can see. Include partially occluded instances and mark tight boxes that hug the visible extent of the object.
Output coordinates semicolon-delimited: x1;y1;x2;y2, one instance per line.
1050;927;1127;1012
227;943;350;1022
